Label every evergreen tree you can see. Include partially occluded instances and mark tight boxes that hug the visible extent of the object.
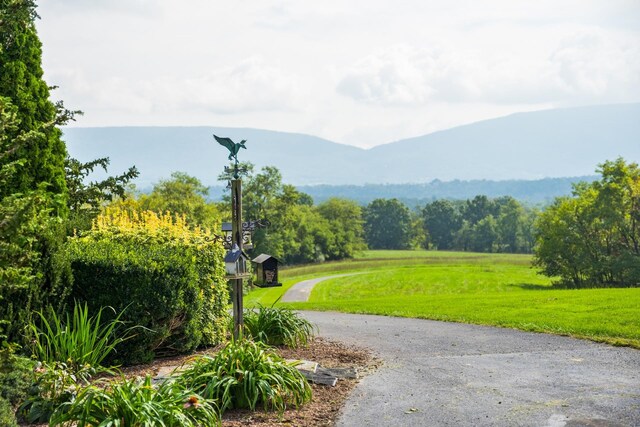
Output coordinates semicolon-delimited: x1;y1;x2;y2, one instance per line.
0;0;68;210
0;1;73;345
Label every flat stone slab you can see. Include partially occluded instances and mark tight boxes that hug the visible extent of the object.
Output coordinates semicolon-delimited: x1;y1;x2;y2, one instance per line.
289;359;318;373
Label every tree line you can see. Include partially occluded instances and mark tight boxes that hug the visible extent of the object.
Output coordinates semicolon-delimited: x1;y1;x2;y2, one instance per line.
120;164;537;261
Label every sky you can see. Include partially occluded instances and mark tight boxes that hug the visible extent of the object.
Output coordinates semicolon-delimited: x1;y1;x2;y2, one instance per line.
36;0;640;149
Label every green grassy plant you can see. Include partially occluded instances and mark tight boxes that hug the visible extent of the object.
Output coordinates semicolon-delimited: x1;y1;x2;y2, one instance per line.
29;302;129;373
50;375;219;427
178;339;311;413
243;304;316;348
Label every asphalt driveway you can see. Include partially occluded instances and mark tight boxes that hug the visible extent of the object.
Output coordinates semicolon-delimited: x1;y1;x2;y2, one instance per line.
300;311;640;427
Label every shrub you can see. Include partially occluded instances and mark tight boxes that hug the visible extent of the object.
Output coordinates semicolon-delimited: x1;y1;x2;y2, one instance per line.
178;339;312;413
0;344;35;407
67;209;230;364
244;304;316;348
29;302;129;373
18;361;94;424
50;375;220;427
0;397;17;427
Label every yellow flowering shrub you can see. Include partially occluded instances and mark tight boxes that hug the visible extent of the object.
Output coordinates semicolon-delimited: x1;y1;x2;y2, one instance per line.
68;207;229;364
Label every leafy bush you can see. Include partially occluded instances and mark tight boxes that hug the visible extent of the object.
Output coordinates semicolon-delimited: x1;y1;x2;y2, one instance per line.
178;339;311;413
50;375;219;427
0;344;35;407
244;304;316;348
19;361;95;424
0;397;17;427
67;209;230;364
29;302;129;373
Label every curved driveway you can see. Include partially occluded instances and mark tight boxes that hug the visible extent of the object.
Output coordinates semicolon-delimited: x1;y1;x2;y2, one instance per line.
300;311;640;427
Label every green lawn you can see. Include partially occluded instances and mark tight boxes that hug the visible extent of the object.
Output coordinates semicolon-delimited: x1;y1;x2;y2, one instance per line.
245;250;640;348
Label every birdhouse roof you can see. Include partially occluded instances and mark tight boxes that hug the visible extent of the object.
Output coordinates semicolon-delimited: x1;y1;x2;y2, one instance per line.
224;244;249;262
252;253;278;264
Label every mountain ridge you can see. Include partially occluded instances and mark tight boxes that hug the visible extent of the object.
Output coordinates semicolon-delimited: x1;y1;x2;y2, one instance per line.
63;102;640;187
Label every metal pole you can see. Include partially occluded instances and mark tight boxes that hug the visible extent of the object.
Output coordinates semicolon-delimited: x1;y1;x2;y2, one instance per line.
231;178;243;340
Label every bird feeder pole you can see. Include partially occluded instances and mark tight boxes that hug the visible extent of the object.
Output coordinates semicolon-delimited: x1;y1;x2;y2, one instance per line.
214;134;248;340
231;176;243;339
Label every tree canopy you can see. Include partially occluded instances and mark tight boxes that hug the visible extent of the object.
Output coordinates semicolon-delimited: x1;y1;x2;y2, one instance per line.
534;158;640;287
0;0;68;208
364;198;412;250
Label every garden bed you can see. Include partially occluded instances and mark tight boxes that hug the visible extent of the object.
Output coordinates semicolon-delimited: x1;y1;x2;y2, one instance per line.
21;337;377;427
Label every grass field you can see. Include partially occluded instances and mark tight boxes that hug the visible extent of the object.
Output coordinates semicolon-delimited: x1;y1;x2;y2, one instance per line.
245;250;640;348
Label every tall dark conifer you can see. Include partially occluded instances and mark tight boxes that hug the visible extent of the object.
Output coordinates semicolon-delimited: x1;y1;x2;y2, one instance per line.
0;1;72;346
0;0;67;209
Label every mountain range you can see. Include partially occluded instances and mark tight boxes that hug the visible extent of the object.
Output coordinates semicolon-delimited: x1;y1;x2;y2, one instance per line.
63;103;640;189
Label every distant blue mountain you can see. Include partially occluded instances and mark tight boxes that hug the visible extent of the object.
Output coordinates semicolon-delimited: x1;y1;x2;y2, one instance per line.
63;103;640;187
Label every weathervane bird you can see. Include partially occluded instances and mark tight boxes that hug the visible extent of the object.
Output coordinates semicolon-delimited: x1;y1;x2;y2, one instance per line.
213;134;247;164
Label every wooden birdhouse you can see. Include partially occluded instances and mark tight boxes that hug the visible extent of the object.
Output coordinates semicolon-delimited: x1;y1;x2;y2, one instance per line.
224;243;250;279
252;254;281;287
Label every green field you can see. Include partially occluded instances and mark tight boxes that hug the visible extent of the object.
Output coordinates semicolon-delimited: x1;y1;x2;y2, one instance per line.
245;250;640;348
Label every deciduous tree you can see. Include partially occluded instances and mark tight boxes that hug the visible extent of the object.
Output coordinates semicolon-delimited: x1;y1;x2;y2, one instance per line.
363;198;412;249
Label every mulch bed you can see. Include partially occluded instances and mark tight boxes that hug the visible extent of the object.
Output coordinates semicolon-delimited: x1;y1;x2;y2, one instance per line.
223;338;380;427
21;337;379;427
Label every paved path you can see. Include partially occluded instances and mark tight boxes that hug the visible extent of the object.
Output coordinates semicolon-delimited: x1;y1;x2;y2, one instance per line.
281;273;362;302
300;311;640;427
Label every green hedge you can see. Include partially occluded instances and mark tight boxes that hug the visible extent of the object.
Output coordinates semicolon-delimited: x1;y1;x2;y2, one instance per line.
67;214;229;364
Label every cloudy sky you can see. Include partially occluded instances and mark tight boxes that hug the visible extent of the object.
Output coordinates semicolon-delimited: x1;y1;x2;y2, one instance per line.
37;0;640;148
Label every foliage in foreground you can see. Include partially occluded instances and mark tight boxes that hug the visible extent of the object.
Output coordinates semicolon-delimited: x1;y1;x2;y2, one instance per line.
0;396;17;427
535;158;640;287
0;344;35;427
178;339;312;413
244;304;316;348
19;361;98;423
50;375;219;427
68;208;230;364
0;97;73;348
29;302;129;374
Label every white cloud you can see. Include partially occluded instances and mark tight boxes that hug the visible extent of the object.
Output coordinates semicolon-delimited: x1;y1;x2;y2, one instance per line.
164;57;304;114
550;30;640;104
51;57;304;118
337;29;640;107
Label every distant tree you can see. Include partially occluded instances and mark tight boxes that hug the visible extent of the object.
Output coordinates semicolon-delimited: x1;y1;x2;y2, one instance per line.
363;198;412;249
495;196;526;253
65;156;139;232
422;199;461;249
0;0;69;211
469;215;498;252
534;158;640;287
462;195;496;225
219;164;327;263
316;198;366;260
139;172;221;230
